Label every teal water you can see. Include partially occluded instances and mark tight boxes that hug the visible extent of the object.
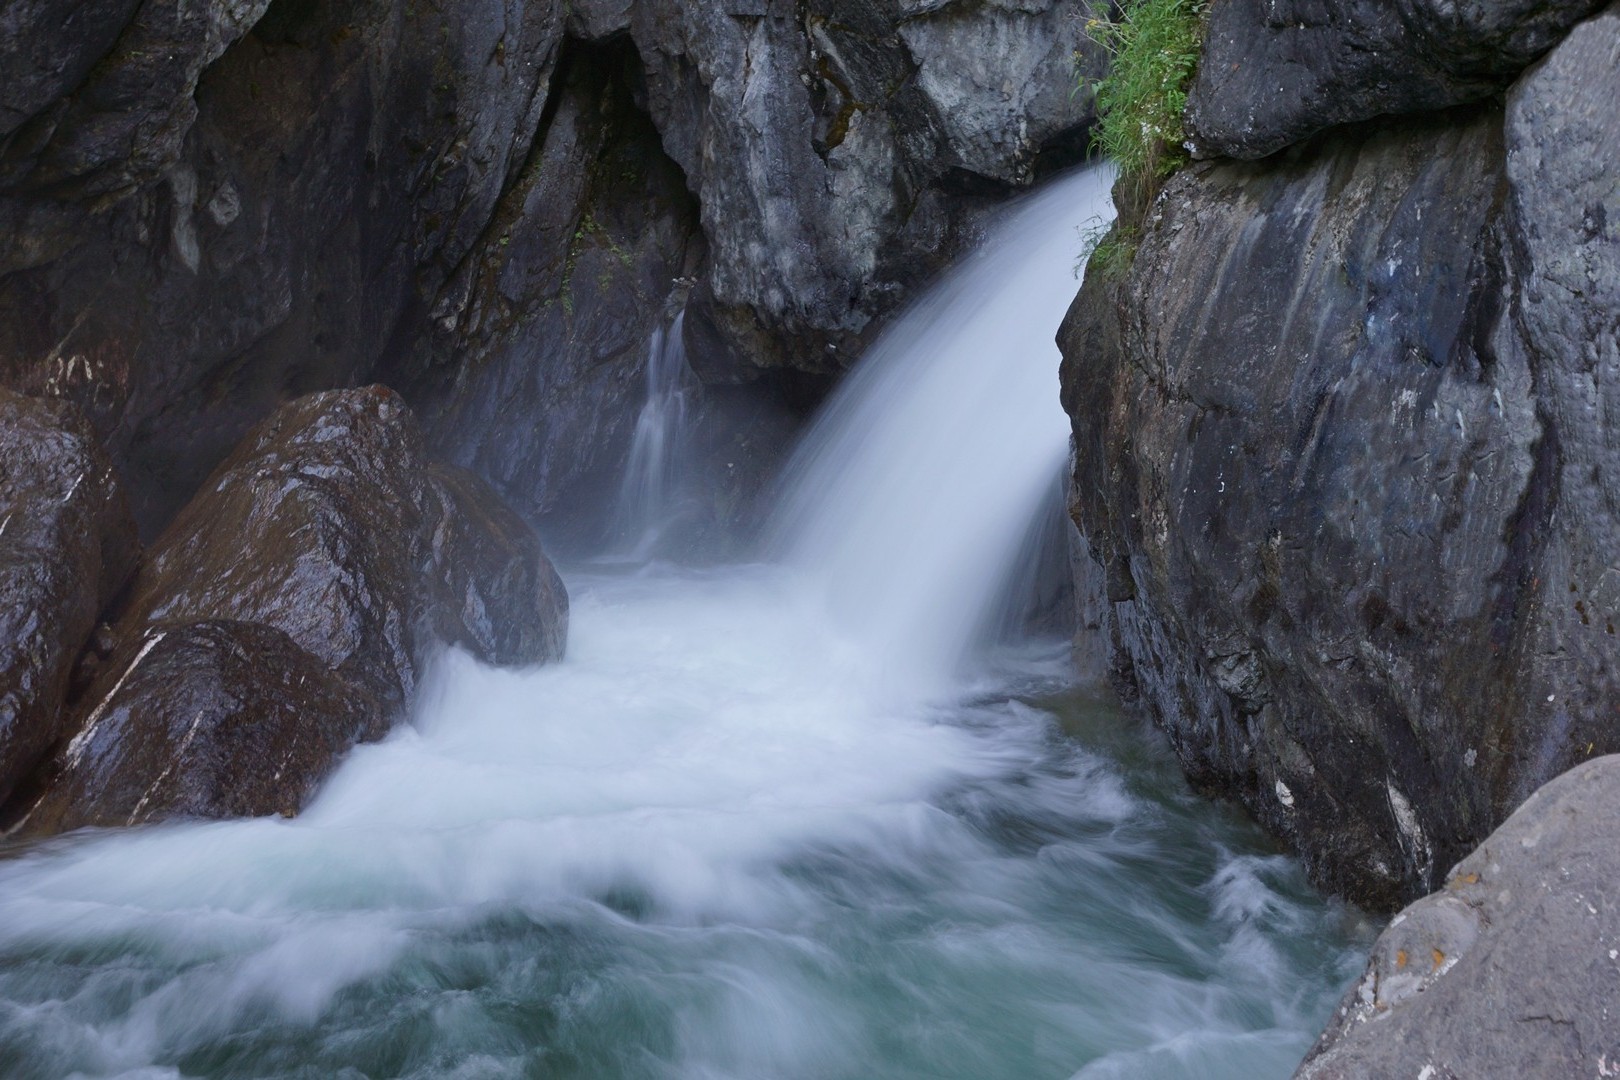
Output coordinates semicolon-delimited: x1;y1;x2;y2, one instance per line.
0;569;1368;1080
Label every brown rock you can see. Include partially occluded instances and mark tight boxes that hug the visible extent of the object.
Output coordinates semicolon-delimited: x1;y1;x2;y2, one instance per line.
20;621;384;833
12;386;566;834
0;387;136;806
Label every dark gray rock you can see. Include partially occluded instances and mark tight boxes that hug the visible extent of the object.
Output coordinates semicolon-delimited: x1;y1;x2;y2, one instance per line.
1186;0;1605;160
1296;755;1620;1078
0;388;136;807
1064;5;1620;909
4;387;567;834
18;620;384;834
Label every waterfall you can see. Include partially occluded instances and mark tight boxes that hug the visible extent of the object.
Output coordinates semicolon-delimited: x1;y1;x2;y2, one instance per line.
772;165;1117;693
0;166;1363;1080
608;310;692;558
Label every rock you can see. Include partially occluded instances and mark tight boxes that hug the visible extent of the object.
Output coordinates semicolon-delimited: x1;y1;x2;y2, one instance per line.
424;463;570;665
1296;755;1620;1078
0;388;136;806
0;0;1102;546
1185;0;1604;160
18;621;384;833
1062;5;1620;908
7;387;566;833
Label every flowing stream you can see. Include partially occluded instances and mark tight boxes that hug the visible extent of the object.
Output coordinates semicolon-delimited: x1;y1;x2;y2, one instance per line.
0;168;1367;1079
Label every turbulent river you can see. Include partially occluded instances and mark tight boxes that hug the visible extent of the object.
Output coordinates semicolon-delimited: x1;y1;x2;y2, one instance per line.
0;169;1368;1079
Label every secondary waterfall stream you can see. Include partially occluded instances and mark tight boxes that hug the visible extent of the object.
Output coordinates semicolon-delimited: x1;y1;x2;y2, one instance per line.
0;168;1367;1079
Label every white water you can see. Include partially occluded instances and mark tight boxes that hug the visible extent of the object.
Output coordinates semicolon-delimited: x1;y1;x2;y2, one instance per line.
773;168;1114;694
0;168;1364;1079
609;312;693;559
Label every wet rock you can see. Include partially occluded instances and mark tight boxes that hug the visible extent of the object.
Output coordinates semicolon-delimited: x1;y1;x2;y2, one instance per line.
1061;4;1620;909
10;387;566;833
0;388;136;806
1186;0;1604;160
19;621;384;833
1297;755;1620;1078
424;464;570;665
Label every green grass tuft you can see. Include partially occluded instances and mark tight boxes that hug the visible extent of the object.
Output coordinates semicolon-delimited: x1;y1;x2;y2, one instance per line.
1082;0;1206;212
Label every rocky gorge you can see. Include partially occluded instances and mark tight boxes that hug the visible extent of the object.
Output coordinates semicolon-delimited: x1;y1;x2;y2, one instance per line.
1;0;1618;1073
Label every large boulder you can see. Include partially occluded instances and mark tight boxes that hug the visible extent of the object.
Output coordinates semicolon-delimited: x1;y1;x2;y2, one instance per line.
1062;5;1620;908
7;387;567;834
1297;755;1620;1077
1185;0;1604;159
0;388;135;807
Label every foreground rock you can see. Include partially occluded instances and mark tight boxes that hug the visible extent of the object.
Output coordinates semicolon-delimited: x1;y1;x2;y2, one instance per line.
0;388;136;806
1063;6;1620;908
20;621;383;833
1297;755;1620;1077
11;387;566;833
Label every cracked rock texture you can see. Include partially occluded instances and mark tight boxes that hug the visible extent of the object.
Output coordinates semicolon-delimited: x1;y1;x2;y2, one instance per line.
1296;754;1620;1077
1062;5;1620;909
5;387;568;834
0;0;1101;543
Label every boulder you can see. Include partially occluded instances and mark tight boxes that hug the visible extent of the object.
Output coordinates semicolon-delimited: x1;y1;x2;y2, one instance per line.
8;387;567;833
1297;755;1620;1077
0;388;135;806
1061;5;1620;908
1185;0;1605;160
19;621;383;833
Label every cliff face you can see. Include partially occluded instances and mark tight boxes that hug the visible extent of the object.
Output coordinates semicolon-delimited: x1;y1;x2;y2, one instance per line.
1062;4;1620;909
0;0;1099;540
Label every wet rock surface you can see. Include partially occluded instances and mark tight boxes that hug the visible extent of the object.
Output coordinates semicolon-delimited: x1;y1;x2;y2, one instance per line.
6;387;567;833
0;388;136;807
1062;6;1620;909
19;621;384;834
1185;0;1604;160
0;0;1102;542
1297;755;1620;1078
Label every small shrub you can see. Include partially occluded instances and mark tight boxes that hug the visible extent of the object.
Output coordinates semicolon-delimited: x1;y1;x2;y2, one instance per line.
1082;0;1207;211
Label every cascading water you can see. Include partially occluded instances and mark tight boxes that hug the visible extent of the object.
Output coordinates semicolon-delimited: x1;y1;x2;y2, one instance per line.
772;170;1109;695
0;168;1368;1080
608;312;692;558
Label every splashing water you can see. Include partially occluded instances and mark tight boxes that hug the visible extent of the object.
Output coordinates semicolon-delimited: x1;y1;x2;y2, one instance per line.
0;169;1368;1080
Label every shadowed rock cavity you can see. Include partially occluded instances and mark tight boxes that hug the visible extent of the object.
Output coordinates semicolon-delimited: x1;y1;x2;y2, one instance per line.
1062;6;1620;910
5;387;567;835
0;0;1103;549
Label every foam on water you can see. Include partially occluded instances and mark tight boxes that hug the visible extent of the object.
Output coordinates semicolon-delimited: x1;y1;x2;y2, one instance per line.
0;168;1367;1079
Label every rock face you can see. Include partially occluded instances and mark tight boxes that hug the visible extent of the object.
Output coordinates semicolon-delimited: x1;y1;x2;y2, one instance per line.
0;0;1102;543
1185;0;1605;159
0;389;136;807
1296;755;1620;1078
1063;6;1620;908
7;387;568;834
